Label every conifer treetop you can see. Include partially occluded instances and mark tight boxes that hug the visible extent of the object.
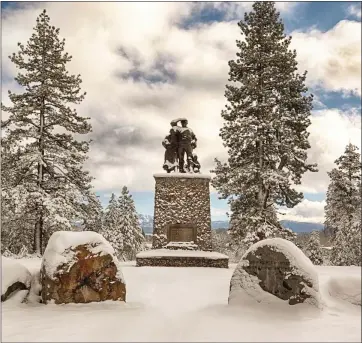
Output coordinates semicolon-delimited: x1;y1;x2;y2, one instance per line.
212;1;316;247
1;9;94;254
2;9;90;135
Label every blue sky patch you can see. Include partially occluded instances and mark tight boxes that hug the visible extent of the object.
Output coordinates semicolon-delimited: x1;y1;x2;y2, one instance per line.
96;190;326;221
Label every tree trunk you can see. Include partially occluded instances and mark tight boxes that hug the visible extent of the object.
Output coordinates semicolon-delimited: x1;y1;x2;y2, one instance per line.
34;105;45;255
258;138;264;209
34;216;43;255
34;30;47;255
257;45;265;212
34;48;46;254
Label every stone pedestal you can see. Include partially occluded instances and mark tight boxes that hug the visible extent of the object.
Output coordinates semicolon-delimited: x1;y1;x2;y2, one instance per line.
136;249;228;268
151;173;212;251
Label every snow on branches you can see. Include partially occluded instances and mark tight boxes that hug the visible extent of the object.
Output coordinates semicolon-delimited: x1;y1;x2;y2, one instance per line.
325;144;361;266
1;10;93;254
212;2;315;248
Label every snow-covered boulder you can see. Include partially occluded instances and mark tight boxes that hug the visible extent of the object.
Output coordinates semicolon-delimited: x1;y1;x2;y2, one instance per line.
41;231;126;304
229;238;320;306
1;257;31;302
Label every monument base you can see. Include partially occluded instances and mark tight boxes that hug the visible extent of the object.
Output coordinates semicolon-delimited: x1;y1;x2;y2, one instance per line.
136;249;229;268
152;173;213;251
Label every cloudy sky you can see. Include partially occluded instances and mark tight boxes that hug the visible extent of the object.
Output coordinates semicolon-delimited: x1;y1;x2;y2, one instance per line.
1;1;361;223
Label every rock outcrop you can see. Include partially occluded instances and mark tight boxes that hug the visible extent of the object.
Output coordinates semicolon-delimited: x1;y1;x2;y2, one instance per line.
229;238;320;306
41;231;126;304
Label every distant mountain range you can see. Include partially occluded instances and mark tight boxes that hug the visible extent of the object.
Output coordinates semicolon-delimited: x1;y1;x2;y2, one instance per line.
280;220;324;233
138;215;324;234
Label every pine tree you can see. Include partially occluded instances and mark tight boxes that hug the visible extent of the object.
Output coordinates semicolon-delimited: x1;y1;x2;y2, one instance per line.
323;173;340;240
101;193;124;256
1;10;93;255
211;2;317;248
82;194;103;233
305;231;323;265
117;186;145;261
325;144;361;266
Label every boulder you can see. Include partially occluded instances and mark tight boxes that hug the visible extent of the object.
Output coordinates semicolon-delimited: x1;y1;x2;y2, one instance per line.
41;231;126;304
229;238;319;306
1;257;31;302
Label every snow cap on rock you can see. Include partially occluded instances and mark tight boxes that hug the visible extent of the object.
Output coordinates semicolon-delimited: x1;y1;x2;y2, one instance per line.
42;231;124;282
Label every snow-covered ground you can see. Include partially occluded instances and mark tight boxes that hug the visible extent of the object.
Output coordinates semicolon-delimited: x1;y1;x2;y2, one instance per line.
2;258;361;342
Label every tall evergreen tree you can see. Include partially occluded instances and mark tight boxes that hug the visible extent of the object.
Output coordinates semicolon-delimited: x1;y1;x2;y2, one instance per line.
118;186;145;261
324;143;361;266
82;194;104;233
1;10;93;254
211;2;317;248
101;193;124;256
304;231;323;265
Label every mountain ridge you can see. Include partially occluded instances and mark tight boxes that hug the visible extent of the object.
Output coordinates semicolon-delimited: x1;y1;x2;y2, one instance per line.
138;214;324;234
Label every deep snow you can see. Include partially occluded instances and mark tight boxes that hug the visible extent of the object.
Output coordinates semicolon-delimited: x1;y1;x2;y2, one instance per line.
1;257;31;299
2;258;361;342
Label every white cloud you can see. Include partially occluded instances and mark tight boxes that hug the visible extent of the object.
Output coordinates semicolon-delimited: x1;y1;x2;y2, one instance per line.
1;2;233;192
297;108;361;194
211;207;228;218
1;2;360;201
347;4;361;19
278;199;326;223
291;20;361;96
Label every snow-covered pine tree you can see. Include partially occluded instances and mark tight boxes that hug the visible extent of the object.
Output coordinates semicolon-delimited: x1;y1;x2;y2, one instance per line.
1;144;33;254
304;231;323;265
323;174;340;240
324;143;361;266
1;10;93;255
1;154;34;254
101;193;124;256
82;193;104;233
211;2;317;248
117;186;145;261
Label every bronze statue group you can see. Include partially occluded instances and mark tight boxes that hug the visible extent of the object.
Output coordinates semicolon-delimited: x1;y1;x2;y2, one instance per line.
162;118;201;173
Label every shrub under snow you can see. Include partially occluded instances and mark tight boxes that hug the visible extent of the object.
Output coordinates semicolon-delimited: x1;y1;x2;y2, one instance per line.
1;257;32;302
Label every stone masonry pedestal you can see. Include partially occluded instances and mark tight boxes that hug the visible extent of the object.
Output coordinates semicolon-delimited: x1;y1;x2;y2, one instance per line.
151;173;212;251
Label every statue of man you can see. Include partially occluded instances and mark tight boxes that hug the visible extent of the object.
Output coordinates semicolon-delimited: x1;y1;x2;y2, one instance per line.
162;118;200;173
162;120;178;173
176;119;197;173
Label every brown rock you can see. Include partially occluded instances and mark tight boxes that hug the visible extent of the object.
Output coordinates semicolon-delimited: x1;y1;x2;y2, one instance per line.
229;238;319;305
1;281;29;302
74;285;101;303
41;243;126;304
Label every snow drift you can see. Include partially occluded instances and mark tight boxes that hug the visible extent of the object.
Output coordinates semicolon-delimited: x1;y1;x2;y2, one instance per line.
1;257;32;302
327;276;361;306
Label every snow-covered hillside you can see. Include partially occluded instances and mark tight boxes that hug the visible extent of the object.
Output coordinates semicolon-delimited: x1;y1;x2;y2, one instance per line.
2;258;361;342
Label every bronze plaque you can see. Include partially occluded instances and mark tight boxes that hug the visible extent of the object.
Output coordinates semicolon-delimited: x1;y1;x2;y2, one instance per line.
167;224;196;242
